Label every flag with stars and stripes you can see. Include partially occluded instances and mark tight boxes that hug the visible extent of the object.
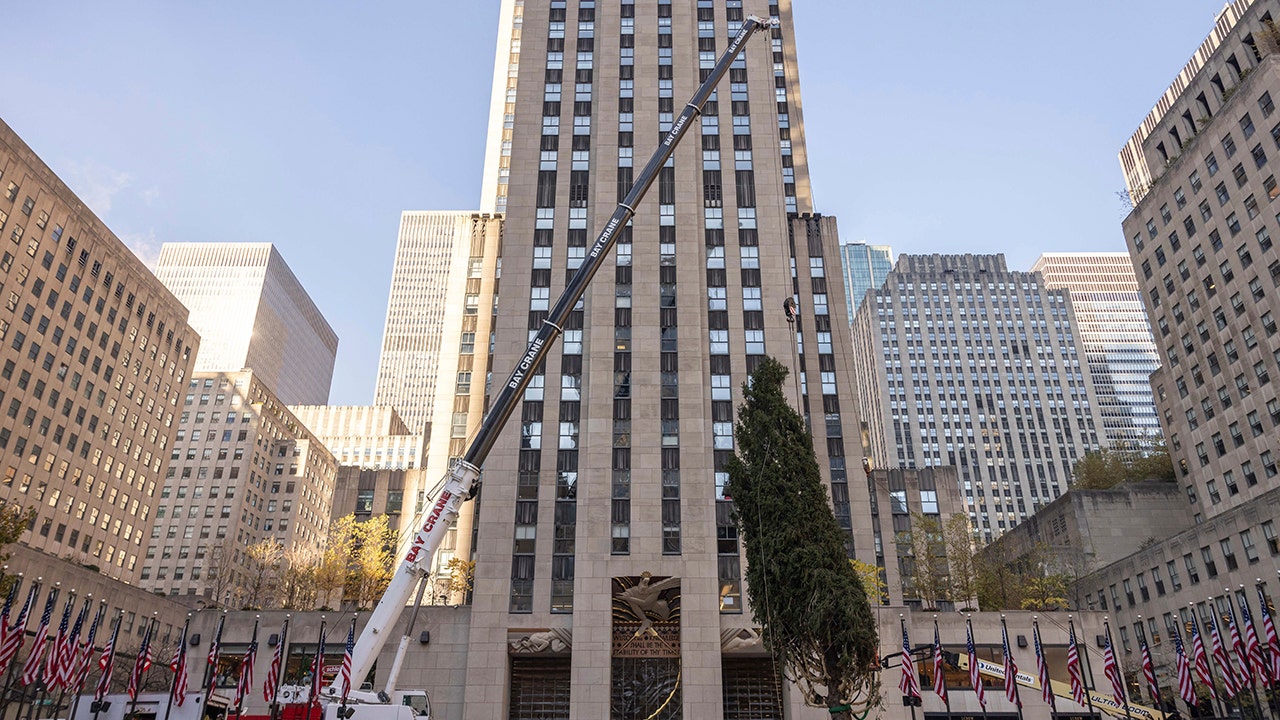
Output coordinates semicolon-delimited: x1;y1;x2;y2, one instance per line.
899;622;921;702
1140;640;1159;702
1208;616;1240;697
20;587;59;685
0;579;20;657
966;623;987;710
341;619;357;704
234;638;257;708
71;607;103;696
170;623;189;707
1001;623;1021;707
53;600;88;689
308;625;327;713
1102;634;1126;707
1174;632;1196;704
1259;587;1280;685
932;625;948;702
0;583;35;674
1237;597;1270;690
44;595;74;688
126;620;154;701
1191;622;1217;700
264;618;288;703
94;614;122;703
1034;625;1053;704
1227;613;1252;689
1066;623;1087;705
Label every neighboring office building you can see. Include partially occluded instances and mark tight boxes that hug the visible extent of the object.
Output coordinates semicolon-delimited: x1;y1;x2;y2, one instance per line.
1090;0;1280;706
850;254;1106;542
290;404;425;471
154;242;338;405
1030;253;1162;448
837;241;892;322
140;370;337;604
0;118;199;585
460;2;878;716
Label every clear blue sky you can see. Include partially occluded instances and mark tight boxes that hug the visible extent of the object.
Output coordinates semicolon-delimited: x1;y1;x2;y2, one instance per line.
2;1;1219;404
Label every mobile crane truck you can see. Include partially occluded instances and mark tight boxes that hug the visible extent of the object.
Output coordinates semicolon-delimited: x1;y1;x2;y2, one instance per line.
319;13;780;720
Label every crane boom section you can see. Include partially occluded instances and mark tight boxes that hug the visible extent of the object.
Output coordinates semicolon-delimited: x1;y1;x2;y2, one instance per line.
334;14;779;701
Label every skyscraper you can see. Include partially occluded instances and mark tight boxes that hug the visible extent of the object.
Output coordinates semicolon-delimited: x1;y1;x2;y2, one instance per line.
1030;253;1161;448
141;370;337;603
837;241;892;322
461;2;873;716
154;242;338;405
0;119;199;585
850;254;1106;542
1082;0;1280;656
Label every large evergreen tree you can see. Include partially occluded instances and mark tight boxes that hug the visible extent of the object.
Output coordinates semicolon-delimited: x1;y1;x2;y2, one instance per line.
725;357;880;718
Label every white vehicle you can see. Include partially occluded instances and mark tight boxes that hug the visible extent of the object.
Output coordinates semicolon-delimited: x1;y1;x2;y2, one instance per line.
318;14;779;720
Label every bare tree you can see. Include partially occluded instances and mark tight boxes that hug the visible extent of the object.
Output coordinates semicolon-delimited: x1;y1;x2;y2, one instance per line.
207;540;241;608
943;514;979;610
243;539;285;609
281;544;321;610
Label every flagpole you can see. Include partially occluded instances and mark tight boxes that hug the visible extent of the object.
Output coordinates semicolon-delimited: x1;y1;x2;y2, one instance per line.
1193;604;1233;719
966;615;990;720
235;617;259;717
1223;588;1268;720
1258;578;1280;718
68;602;106;720
900;615;919;720
47;594;91;720
1134;615;1159;714
0;573;27;711
934;616;951;719
127;616;157;720
309;618;327;720
164;614;191;720
22;582;62;720
204;610;227;709
1033;618;1058;717
91;610;124;720
999;616;1023;720
1103;619;1133;720
1210;594;1248;720
1239;584;1276;720
1067;616;1096;718
269;615;291;720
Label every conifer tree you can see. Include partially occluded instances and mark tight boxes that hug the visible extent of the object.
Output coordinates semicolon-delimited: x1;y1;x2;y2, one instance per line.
725;357;880;718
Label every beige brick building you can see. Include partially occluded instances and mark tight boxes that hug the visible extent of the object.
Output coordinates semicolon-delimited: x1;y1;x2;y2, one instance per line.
0;118;198;585
140;370;337;604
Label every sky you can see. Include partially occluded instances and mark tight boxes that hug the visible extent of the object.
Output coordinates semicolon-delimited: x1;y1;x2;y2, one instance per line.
1;1;1224;405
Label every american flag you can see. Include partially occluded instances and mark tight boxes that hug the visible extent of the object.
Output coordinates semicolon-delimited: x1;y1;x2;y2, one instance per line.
899;622;921;702
932;624;948;702
53;600;88;689
170;621;189;707
1227;613;1252;689
44;595;74;688
0;578;19;651
206;614;225;699
1140;640;1159;702
1238;596;1270;690
1191;622;1217;699
263;617;288;703
341;618;357;704
234;637;258;709
1001;622;1020;707
1033;625;1053;704
309;623;327;713
966;623;987;710
0;583;36;673
94;613;122;703
1174;632;1197;705
1208;616;1240;697
1258;587;1280;685
72;607;103;696
1102;632;1126;707
20;587;59;685
1066;623;1087;705
126;619;154;701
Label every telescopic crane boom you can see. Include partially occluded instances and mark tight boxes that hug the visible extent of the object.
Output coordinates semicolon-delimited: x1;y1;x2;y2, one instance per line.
328;13;780;707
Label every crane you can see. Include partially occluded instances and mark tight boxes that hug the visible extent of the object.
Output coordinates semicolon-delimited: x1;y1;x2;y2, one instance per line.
323;13;780;718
